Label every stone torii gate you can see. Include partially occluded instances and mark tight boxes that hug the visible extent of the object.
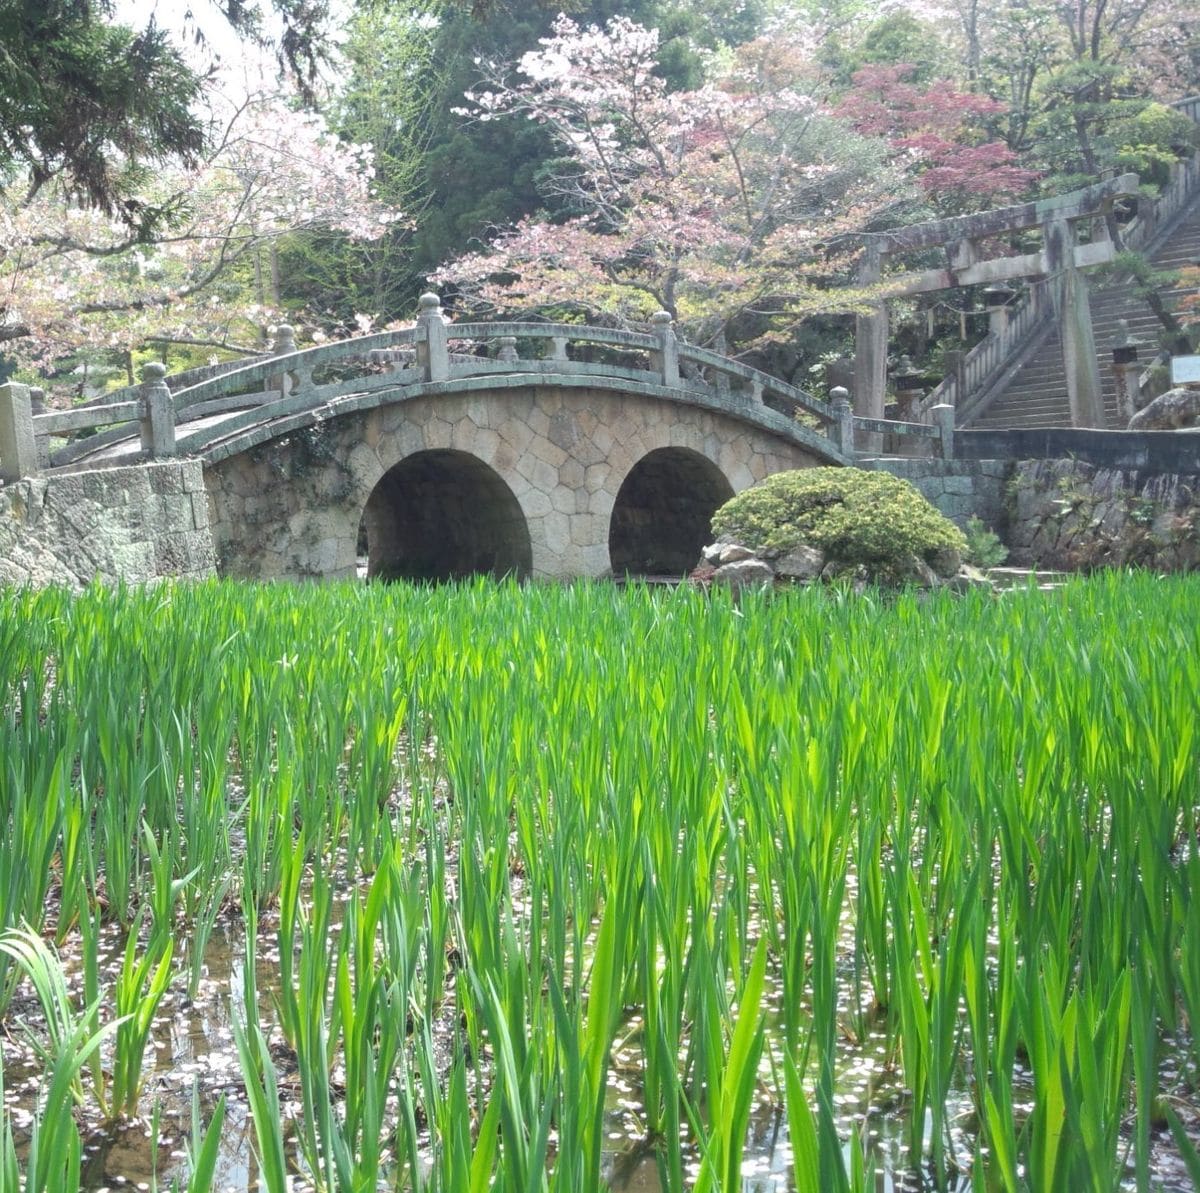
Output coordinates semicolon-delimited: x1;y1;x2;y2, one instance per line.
855;173;1141;430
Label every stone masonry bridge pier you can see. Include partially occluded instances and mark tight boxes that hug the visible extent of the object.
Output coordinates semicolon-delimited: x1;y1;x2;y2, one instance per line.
6;297;961;584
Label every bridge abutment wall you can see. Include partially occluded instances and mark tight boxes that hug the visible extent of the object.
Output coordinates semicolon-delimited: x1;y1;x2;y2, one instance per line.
204;384;820;581
0;460;216;587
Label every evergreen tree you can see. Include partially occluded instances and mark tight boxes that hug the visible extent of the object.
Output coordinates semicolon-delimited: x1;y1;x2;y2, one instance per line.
0;0;206;228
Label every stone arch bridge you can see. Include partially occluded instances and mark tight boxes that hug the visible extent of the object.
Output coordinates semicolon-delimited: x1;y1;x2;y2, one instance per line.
1;298;949;581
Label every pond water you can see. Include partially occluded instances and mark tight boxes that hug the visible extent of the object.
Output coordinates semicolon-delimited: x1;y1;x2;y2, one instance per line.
4;899;1196;1192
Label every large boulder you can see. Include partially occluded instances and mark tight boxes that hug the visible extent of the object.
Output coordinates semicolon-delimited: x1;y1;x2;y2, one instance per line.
1128;386;1200;430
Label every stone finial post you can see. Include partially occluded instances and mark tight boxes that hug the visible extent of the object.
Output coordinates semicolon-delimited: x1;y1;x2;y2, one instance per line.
139;362;177;458
29;388;50;468
268;324;297;400
416;292;450;382
0;381;37;482
829;386;855;457
497;335;519;363
271;323;297;356
930;403;956;460
650;310;680;388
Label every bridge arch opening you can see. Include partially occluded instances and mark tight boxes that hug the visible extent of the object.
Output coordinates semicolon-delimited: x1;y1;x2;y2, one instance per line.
609;447;735;577
360;450;532;581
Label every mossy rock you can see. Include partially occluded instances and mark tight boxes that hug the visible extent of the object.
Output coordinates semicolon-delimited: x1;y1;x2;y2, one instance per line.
711;467;967;576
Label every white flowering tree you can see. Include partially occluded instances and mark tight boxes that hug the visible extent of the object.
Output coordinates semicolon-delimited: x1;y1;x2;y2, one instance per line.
432;16;906;352
0;80;400;392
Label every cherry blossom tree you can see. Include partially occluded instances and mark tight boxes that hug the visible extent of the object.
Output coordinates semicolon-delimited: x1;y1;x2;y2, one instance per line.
1;76;400;393
432;15;907;353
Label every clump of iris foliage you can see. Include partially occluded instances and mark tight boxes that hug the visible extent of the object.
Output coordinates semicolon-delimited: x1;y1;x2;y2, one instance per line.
711;467;968;571
0;575;1198;1192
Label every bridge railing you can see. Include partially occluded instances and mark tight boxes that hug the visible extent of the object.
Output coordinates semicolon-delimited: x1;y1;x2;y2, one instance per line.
0;295;962;483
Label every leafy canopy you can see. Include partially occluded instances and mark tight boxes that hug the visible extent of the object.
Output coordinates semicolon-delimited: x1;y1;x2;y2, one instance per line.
432;14;904;349
0;0;205;223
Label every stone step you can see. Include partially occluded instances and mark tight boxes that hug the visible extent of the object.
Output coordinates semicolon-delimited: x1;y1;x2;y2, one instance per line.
967;186;1200;428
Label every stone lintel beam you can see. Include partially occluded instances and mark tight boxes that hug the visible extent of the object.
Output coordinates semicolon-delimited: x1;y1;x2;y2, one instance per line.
884;238;1119;297
873;172;1139;256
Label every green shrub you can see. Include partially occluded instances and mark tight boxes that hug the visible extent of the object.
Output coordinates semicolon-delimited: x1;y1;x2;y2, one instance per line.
963;516;1009;567
711;467;967;573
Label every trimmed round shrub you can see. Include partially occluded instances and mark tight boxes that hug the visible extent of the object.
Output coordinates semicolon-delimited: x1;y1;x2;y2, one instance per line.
710;467;967;573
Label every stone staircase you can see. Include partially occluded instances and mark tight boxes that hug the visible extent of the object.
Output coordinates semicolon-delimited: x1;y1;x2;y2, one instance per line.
968;195;1200;429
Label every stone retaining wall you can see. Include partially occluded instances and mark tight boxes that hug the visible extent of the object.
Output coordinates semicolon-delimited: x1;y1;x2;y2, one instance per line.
1004;458;1200;571
858;457;1009;529
957;427;1200;473
862;456;1200;571
0;461;216;587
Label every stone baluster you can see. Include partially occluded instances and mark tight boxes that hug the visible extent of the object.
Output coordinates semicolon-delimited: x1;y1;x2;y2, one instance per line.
268;324;297;400
930;403;955;460
29;388;50;468
650;310;680;387
829;386;855;458
416;292;450;382
0;381;37;482
139;363;177;458
497;335;519;363
549;335;569;362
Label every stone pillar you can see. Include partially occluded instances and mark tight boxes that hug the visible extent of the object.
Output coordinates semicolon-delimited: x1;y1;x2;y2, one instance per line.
0;381;38;482
829;387;855;458
30;388;50;469
497;336;518;363
1044;217;1104;427
650;310;680;388
983;285;1014;337
416;292;450;382
930;403;955;460
1113;364;1140;426
854;244;887;450
1111;319;1142;426
139;363;177;458
942;350;966;408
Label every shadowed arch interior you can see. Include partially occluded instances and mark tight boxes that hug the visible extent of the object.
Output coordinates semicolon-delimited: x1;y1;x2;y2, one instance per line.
608;447;735;576
361;449;532;581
